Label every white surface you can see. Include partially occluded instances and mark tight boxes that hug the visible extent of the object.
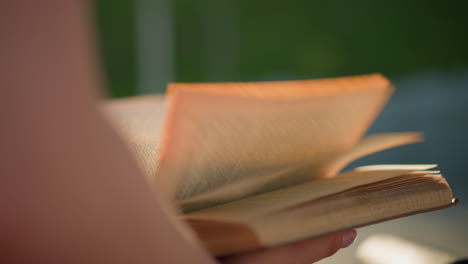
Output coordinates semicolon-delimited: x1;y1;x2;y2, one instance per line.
319;206;468;263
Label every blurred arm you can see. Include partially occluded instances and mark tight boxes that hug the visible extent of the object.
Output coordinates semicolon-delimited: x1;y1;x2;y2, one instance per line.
0;1;215;263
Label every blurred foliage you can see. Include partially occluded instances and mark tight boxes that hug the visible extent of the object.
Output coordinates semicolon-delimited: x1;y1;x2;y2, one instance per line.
94;0;468;96
94;0;137;97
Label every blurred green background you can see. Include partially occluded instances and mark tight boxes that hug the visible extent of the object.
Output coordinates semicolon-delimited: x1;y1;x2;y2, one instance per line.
94;0;468;97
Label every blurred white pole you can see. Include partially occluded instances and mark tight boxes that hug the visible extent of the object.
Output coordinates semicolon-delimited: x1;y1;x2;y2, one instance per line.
356;234;461;264
136;0;173;94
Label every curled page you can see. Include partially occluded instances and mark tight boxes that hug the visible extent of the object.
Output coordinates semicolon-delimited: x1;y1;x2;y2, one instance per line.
157;74;393;200
322;132;424;178
178;132;424;211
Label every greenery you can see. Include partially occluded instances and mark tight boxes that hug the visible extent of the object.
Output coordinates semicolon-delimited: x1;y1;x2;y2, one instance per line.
94;0;468;96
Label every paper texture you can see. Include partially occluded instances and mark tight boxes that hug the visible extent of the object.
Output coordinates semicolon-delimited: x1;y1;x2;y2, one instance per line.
157;75;393;200
102;95;165;181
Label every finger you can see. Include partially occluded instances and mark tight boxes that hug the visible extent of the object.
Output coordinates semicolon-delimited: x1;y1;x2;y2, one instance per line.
219;230;357;264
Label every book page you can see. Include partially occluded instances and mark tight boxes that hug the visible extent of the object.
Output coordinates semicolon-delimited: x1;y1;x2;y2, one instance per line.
177;132;423;211
321;132;424;177
183;166;438;221
102;95;165;182
185;171;453;256
250;176;452;247
167;74;390;99
157;74;393;201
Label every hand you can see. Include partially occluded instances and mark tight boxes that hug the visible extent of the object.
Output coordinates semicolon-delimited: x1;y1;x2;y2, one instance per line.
218;230;356;264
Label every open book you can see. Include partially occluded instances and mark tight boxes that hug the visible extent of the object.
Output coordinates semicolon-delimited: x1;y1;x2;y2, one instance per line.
103;74;457;256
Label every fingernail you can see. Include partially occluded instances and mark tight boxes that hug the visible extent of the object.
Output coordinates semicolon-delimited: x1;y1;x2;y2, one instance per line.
341;230;357;248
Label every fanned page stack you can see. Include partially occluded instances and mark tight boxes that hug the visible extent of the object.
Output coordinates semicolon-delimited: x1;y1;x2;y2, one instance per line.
103;74;457;256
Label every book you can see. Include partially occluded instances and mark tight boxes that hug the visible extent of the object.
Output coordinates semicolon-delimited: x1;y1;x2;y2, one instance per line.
103;74;457;256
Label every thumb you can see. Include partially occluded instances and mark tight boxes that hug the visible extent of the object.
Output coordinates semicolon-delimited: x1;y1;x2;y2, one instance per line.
220;230;357;264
